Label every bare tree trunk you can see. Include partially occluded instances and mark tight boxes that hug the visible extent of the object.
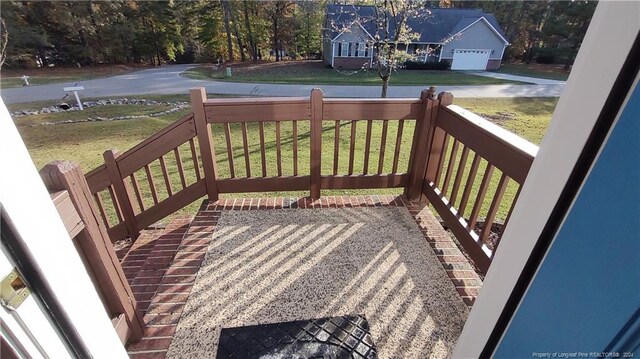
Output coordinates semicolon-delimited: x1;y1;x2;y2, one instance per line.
149;22;162;66
120;34;131;63
243;1;257;61
0;18;8;69
222;0;234;61
87;0;105;62
229;3;245;62
273;16;280;62
381;77;389;98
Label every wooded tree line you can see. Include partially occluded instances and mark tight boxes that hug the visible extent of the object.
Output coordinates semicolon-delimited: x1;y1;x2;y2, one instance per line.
0;0;324;68
0;0;595;69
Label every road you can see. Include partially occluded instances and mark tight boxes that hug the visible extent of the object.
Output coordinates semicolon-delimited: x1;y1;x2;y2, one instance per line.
0;64;565;104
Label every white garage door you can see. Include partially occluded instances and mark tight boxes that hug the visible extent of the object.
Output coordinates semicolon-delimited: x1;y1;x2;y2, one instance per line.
451;49;491;70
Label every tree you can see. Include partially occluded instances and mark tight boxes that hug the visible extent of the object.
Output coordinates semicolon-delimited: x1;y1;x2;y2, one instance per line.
228;1;246;61
0;18;8;69
136;1;183;66
330;1;428;97
0;0;595;72
221;0;234;61
373;1;427;97
194;1;227;62
265;1;294;62
294;1;323;59
242;0;258;61
541;1;597;69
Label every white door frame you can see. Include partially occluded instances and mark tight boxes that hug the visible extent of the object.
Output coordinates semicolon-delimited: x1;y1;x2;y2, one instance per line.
453;2;640;357
0;100;128;358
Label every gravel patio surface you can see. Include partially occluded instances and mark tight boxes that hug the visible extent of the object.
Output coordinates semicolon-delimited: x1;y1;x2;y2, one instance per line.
166;207;469;358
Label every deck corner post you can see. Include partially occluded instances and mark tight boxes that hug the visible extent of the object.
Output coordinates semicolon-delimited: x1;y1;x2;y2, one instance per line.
426;86;437;100
103;149;139;240
424;93;452;184
39;160;145;343
405;89;439;201
437;91;454;106
310;88;324;199
190;87;219;202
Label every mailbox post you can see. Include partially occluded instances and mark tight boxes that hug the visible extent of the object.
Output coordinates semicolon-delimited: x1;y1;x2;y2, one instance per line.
63;86;85;110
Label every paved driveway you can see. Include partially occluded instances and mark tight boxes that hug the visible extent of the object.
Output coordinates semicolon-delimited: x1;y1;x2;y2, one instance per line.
0;64;565;104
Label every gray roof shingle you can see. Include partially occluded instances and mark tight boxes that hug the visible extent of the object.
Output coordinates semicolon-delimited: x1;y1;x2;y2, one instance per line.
326;5;508;44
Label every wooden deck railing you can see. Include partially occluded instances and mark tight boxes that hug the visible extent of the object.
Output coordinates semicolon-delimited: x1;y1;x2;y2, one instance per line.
79;87;538;275
420;94;538;273
41;161;144;344
84;113;204;241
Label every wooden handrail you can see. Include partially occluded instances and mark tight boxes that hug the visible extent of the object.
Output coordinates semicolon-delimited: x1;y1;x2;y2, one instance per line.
85;164;109;194
41;161;144;343
437;105;537;184
420;92;539;275
444;105;538;161
323;98;422;121
204;97;310;123
117;114;196;177
73;87;537;276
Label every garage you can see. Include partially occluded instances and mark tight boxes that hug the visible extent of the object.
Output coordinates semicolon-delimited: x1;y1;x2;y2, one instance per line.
451;49;491;70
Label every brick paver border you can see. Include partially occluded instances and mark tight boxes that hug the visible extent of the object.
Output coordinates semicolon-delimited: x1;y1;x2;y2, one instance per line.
122;195;482;358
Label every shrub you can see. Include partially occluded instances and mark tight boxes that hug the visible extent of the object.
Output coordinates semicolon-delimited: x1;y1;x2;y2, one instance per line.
533;47;565;64
403;60;450;70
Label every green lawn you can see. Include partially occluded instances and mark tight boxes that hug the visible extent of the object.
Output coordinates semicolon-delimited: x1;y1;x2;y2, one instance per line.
13;95;556;226
496;63;570;81
182;62;530;86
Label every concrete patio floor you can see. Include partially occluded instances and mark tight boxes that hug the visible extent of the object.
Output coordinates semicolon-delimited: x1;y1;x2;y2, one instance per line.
119;195;483;359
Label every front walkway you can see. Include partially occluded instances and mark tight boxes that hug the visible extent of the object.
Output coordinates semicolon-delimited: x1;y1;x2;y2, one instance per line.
118;195;483;358
463;70;566;85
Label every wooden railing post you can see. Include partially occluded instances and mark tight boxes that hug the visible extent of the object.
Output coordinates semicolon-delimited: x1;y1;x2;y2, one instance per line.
424;91;454;183
310;88;323;199
405;88;438;200
103;149;139;240
40;161;145;343
190;87;219;201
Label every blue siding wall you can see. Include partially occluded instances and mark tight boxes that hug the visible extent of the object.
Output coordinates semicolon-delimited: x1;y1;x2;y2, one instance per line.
495;81;640;356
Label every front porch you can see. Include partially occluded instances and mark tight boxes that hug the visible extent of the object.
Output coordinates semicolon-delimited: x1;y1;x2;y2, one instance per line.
121;196;482;358
40;86;536;358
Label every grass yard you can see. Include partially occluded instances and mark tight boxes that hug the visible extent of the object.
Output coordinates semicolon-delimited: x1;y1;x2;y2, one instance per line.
496;62;571;81
0;64;142;88
182;60;530;86
13;95;557;226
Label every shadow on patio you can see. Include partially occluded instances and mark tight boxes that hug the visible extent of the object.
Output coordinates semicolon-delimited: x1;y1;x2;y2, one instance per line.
122;195;482;358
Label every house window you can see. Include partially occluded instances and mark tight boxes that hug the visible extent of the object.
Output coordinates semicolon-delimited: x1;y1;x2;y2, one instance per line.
339;42;349;57
357;43;366;57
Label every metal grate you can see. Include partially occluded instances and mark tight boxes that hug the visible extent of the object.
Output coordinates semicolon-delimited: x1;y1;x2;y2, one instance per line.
217;315;377;359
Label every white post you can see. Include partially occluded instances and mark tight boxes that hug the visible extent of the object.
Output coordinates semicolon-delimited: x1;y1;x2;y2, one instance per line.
73;91;83;110
63;86;85;111
21;75;30;86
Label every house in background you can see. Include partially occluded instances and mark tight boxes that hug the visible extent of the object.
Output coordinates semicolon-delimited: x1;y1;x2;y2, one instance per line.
322;5;510;71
